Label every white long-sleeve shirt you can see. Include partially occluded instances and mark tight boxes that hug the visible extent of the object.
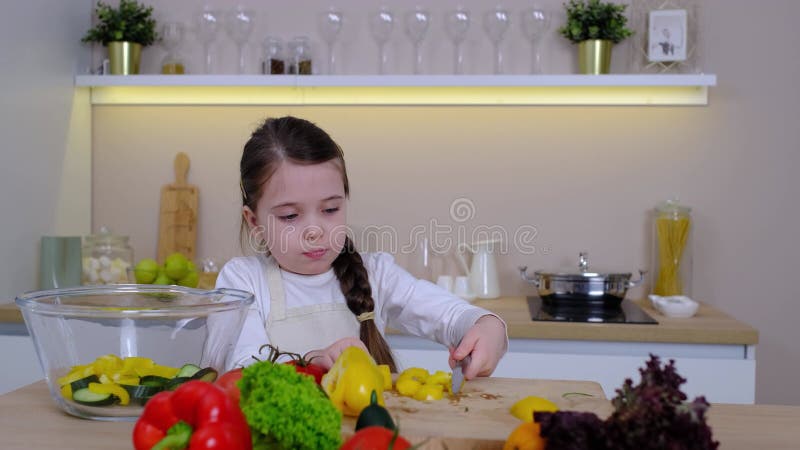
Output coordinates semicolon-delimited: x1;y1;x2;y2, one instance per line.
216;252;500;368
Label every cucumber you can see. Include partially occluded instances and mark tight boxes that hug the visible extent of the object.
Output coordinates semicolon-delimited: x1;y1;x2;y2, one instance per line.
72;387;116;406
190;368;218;383
140;375;171;388
121;384;163;405
165;377;193;391
175;364;202;378
69;375;100;392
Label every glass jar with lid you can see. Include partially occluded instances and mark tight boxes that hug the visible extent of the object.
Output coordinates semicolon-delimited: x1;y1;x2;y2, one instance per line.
262;36;285;74
651;199;692;296
81;226;134;285
288;36;313;75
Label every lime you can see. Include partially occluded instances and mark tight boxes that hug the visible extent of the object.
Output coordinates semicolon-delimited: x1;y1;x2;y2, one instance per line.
134;258;159;284
177;271;199;288
153;272;174;286
164;253;189;280
509;396;559;422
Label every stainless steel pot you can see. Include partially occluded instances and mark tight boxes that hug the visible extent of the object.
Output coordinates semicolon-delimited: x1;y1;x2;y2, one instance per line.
519;252;645;309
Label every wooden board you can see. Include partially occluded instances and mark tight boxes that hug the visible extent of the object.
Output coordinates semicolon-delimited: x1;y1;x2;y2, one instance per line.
157;152;198;263
342;377;613;444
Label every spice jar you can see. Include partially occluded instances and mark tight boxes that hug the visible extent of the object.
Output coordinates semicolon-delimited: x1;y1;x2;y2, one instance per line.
288;36;313;75
262;36;285;74
651;199;692;296
81;226;134;285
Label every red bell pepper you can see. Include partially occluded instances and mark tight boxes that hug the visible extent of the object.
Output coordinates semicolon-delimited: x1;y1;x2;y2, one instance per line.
132;380;251;450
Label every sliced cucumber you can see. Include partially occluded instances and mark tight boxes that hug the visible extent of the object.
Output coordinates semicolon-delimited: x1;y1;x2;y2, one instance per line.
121;384;163;405
140;375;171;388
72;387;116;406
191;368;218;383
165;377;193;391
69;374;100;392
175;364;202;378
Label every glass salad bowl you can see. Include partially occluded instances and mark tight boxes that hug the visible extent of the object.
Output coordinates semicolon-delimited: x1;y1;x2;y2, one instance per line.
15;284;254;421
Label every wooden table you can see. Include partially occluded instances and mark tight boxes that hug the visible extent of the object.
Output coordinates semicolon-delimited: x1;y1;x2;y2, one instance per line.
2;381;798;450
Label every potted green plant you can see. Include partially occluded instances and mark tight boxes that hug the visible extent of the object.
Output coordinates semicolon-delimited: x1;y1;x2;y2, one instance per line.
82;0;159;75
559;0;633;74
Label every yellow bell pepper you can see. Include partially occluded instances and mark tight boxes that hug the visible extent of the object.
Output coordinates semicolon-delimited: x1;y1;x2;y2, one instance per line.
377;364;392;390
413;383;444;402
88;382;130;406
321;347;386;417
395;377;422;397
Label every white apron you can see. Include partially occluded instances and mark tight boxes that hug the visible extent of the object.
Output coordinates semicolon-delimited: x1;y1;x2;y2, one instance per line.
262;256;361;356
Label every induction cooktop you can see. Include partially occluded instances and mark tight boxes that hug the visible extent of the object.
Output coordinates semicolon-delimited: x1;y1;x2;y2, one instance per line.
527;296;658;324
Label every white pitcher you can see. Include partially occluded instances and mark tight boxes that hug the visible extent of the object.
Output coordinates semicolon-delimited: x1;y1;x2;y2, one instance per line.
456;239;501;299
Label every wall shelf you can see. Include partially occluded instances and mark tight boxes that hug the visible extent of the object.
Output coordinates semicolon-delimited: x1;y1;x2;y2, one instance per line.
75;74;716;106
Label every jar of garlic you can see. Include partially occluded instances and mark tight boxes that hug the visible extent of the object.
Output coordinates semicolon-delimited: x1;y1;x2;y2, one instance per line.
81;226;133;285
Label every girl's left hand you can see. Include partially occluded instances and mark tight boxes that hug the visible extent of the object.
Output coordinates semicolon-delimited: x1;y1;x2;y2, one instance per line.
449;315;508;380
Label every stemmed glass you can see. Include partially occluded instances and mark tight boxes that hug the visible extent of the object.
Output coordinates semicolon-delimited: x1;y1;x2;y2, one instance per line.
404;8;430;75
482;6;510;74
521;7;551;74
369;8;395;75
196;7;220;74
317;8;343;74
225;7;255;74
444;7;471;75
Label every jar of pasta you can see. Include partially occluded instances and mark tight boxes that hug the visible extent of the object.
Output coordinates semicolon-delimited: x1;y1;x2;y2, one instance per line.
652;199;692;296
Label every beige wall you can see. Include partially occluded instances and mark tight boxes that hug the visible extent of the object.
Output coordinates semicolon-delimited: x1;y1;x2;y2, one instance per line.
92;0;800;405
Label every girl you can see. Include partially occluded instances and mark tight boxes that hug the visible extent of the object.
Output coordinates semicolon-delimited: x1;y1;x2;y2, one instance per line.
216;116;507;379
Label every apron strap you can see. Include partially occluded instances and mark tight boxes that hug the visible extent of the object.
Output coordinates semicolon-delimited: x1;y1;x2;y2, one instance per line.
265;256;287;323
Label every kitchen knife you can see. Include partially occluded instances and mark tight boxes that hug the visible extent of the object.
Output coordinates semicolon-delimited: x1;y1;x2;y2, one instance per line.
451;354;471;395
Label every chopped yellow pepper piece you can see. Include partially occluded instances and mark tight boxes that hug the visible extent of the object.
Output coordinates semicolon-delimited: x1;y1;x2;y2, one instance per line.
377;364;392;390
398;367;429;383
60;383;72;400
395;377;422;397
88;382;130;406
413;383;444;402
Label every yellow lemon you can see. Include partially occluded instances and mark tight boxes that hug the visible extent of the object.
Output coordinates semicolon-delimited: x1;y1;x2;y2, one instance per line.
509;396;559;422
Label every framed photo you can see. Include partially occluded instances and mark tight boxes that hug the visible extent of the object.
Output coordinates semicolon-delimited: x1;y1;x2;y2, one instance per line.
629;0;703;74
648;10;688;62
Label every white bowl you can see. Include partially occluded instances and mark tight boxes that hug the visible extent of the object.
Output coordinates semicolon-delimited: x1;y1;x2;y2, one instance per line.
648;295;699;318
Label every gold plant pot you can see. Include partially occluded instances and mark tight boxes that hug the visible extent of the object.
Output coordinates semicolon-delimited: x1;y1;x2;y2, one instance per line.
577;40;613;75
108;41;142;75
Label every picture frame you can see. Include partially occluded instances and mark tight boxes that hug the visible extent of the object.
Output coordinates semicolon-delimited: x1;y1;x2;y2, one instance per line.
647;9;687;62
629;0;704;74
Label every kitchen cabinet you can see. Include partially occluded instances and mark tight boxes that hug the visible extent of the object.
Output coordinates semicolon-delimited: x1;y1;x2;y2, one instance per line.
74;73;716;105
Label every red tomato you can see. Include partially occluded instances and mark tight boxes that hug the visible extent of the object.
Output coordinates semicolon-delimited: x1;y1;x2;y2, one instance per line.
284;360;327;385
215;368;243;405
341;426;412;450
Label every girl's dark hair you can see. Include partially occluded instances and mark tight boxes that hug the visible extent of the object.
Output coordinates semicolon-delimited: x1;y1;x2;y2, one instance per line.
240;116;396;371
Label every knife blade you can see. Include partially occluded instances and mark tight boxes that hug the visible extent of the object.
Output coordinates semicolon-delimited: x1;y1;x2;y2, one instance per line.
451;354;471;395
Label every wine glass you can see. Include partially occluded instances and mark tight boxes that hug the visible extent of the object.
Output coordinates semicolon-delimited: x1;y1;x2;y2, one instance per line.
225;7;255;74
521;7;551;74
196;7;220;74
317;8;344;74
403;7;430;74
482;6;510;74
369;8;395;75
444;7;471;75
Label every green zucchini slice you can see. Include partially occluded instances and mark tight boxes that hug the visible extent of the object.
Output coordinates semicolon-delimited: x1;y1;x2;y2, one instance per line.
175;363;202;378
69;375;100;392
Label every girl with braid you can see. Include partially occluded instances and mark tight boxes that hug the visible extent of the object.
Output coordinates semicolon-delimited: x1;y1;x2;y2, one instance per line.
216;116;507;379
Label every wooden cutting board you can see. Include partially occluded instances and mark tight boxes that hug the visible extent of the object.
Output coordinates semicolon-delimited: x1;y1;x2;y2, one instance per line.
342;377;613;444
157;152;198;262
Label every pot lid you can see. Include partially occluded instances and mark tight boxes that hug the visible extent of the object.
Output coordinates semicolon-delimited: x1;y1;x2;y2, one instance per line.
534;252;632;279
